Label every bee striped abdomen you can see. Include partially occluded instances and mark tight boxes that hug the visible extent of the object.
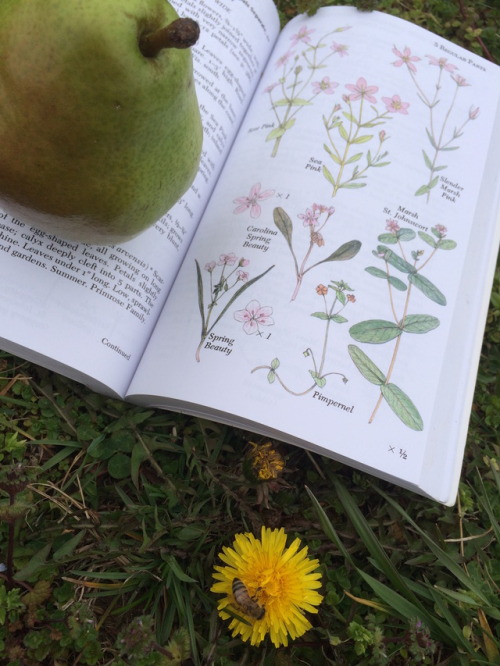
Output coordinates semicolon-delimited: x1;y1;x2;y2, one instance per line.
232;578;265;620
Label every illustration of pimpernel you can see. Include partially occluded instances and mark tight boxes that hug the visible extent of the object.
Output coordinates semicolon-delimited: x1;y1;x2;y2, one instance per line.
391;46;479;201
348;220;457;430
273;205;361;301
195;253;274;361
264;24;352;157
252;279;355;395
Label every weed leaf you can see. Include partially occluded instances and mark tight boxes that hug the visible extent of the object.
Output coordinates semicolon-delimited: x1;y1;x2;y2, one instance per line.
350;319;402;343
380;383;423;430
348;345;385;385
400;314;440;334
408;272;447;305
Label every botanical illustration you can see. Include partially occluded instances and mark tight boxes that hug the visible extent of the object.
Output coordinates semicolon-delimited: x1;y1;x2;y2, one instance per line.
195;253;274;361
348;220;457;430
233;183;276;219
264;24;351;157
391;46;479;201
273;204;361;301
234;300;275;335
252;279;356;395
322;78;409;195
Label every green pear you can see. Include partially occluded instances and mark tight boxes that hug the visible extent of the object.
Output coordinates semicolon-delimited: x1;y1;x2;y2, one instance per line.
0;0;203;244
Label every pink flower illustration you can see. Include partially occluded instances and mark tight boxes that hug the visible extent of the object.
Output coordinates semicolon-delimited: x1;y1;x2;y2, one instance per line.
331;42;349;57
392;46;421;73
205;261;216;273
345;77;378;103
290;26;315;47
298;208;319;228
233;183;275;219
468;106;480;120
264;82;279;93
237;270;249;282
312;204;335;215
434;224;447;236
452;74;470;87
218;253;238;266
426;55;457;72
312;76;338;95
382;94;410;114
386;219;400;233
275;49;295;68
234;300;274;335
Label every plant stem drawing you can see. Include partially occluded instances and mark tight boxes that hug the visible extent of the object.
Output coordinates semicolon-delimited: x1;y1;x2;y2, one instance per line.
195;253;274;361
322;79;409;195
348;220;457;430
273;205;361;301
392;46;479;201
265;25;351;157
252;280;356;395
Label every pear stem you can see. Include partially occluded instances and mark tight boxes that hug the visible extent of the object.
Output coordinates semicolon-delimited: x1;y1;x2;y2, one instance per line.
139;17;200;58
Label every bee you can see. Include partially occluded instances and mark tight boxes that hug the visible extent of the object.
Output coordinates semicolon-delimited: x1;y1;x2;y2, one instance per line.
232;578;265;620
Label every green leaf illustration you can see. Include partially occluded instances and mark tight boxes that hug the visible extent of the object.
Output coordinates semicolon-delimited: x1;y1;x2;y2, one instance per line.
425;127;437;149
314;240;362;269
422;149;433;169
309;370;327;388
345;152;363;164
377;246;415;274
338;123;349;141
271;358;280;370
340;182;367;189
273;207;294;253
324;143;342;164
352;134;373;144
365;266;407;291
350;319;402;344
331;314;348;324
408;273;447;305
415;183;431;196
397;229;416;242
273;97;311;107
342;111;357;124
380;383;423;431
322;164;336;186
311;311;329;320
195;260;206;333
437;239;457;250
348;345;386;385
267;370;276;384
399;314;440;333
266;118;295;141
377;233;398;244
418;231;437;248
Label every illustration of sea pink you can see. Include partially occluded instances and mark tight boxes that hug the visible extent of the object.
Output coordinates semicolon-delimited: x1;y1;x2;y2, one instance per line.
345;77;378;104
331;41;349;57
452;74;470;87
233;183;275;219
312;76;338;95
290;26;315;47
392;46;421;72
218;253;238;266
426;55;457;72
234;300;274;335
275;49;295;69
382;94;410;114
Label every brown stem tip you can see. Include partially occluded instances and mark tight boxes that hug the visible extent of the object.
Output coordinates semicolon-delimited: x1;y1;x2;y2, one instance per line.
139;17;200;58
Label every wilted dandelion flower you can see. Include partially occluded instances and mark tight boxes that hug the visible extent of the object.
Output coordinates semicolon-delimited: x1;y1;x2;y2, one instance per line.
248;441;284;481
211;527;323;647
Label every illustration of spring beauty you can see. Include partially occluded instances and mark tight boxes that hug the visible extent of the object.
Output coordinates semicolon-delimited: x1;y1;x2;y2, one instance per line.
252;279;356;395
348;220;457;430
264;25;351;157
391;46;479;201
195;254;273;361
273;205;361;301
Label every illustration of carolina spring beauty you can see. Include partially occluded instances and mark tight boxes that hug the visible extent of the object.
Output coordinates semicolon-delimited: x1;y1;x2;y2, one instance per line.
348;220;457;430
265;24;351;157
273;205;361;301
322;77;409;195
252;279;355;395
195;253;273;361
392;46;479;201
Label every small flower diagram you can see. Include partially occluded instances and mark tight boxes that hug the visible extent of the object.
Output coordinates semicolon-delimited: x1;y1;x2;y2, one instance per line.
233;182;275;219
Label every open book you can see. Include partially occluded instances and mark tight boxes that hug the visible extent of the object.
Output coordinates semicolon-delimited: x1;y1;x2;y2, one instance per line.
1;1;499;505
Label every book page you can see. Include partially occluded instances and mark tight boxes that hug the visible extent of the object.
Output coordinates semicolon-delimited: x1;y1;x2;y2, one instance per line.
0;0;280;397
128;6;500;502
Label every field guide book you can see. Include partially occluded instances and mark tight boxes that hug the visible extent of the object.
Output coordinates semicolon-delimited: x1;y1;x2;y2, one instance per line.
1;1;499;505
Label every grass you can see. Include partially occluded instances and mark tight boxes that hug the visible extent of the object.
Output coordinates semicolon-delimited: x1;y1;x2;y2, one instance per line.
1;1;499;664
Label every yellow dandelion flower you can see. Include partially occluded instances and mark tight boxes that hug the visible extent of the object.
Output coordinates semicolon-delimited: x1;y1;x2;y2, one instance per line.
211;526;323;647
248;441;285;480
